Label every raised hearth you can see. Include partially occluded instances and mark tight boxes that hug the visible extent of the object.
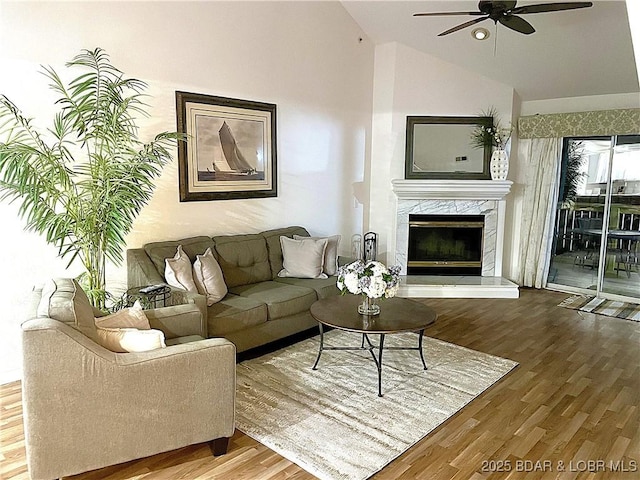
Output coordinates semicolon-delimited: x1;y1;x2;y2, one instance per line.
391;179;518;298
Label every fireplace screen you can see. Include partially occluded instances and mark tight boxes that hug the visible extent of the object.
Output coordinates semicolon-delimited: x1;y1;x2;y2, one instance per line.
407;214;484;275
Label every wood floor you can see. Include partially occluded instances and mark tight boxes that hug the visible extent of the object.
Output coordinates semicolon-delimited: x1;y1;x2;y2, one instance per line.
1;288;638;479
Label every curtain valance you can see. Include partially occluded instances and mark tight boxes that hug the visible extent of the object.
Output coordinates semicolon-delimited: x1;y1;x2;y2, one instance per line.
518;108;640;139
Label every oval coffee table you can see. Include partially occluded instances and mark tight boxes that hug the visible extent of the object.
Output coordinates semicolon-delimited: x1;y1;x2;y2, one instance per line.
310;295;437;396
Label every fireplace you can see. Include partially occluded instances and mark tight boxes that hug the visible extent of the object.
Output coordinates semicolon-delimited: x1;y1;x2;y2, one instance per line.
391;179;515;278
391;179;518;298
407;214;484;275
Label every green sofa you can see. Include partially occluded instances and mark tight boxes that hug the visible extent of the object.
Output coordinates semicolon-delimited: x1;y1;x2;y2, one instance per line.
127;226;344;353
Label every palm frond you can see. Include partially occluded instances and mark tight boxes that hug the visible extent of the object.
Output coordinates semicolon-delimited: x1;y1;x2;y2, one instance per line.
0;47;181;308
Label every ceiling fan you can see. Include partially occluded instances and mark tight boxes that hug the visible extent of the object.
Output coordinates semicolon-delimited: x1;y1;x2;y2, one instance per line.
413;1;593;36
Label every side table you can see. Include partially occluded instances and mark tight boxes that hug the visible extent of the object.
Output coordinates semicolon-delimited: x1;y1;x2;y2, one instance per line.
126;285;172;309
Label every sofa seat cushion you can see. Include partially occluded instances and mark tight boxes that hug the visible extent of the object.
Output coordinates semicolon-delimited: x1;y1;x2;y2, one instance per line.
229;281;317;321
206;294;268;336
274;276;340;300
213;233;271;287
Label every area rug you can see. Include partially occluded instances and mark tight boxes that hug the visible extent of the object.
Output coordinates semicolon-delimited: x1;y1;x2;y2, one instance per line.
235;330;518;480
559;294;640;321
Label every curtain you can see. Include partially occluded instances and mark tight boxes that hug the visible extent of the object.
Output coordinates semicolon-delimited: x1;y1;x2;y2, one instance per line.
516;138;562;288
515;108;639;289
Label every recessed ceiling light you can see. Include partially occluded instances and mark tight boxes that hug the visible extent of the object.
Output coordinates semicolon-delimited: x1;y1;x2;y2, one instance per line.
472;27;490;41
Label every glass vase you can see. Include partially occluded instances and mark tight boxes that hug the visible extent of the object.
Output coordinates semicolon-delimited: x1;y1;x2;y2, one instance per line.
358;295;380;316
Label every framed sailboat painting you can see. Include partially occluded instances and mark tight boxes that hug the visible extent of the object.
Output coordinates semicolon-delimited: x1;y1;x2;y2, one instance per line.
176;91;277;201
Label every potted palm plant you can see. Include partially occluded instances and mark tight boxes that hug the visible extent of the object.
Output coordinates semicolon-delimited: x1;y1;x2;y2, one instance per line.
0;48;181;309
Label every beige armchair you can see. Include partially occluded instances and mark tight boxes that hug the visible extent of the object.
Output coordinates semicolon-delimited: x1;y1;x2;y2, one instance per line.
22;279;236;480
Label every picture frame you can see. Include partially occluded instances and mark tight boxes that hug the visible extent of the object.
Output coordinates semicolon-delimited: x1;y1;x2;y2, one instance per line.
176;91;277;201
404;116;493;180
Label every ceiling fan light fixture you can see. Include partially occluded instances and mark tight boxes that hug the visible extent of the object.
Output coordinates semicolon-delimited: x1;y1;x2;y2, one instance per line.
472;27;490;40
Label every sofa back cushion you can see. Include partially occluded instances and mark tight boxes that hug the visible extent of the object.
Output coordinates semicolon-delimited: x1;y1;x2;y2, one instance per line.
262;226;309;279
144;236;216;277
36;278;99;342
213;233;271;287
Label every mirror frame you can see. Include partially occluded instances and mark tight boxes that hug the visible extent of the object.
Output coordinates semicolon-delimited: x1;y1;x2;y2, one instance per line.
404;115;494;180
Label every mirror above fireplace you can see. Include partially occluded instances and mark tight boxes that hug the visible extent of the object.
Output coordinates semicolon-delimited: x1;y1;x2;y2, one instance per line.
404;116;493;180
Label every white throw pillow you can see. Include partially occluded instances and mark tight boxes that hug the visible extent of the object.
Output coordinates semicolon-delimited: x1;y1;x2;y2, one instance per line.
165;245;198;293
293;234;341;276
193;247;228;306
278;236;328;279
95;300;151;329
96;326;166;353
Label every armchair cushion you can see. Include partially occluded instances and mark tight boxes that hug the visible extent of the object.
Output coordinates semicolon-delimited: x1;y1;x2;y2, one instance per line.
36;278;99;342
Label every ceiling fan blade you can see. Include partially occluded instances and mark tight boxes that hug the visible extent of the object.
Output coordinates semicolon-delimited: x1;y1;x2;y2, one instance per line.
511;2;593;15
438;16;489;36
479;1;517;13
413;12;484;17
499;14;535;34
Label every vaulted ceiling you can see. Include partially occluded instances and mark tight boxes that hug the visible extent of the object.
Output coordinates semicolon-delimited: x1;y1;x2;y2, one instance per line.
342;1;639;101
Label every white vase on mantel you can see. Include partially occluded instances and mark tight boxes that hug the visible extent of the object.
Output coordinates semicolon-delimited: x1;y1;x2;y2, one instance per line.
490;148;509;180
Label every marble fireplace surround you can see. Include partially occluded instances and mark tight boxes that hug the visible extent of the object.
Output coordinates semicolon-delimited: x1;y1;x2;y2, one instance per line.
391;179;519;298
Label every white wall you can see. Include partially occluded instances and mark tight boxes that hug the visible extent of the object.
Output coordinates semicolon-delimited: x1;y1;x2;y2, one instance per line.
0;1;375;384
368;42;516;267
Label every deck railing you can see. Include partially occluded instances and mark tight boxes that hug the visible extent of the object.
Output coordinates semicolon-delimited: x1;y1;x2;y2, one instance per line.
554;208;639;255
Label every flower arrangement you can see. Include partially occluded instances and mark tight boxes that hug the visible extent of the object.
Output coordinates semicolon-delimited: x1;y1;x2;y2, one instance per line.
336;260;401;299
471;107;513;150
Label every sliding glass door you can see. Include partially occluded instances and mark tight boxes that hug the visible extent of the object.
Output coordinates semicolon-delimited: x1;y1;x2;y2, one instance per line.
548;135;640;302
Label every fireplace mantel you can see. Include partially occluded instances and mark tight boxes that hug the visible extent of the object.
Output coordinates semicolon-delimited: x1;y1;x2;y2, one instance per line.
391;178;518;298
392;179;512;200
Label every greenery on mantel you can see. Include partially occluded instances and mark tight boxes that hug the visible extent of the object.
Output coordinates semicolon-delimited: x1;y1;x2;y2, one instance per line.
0;48;182;309
470;106;513;150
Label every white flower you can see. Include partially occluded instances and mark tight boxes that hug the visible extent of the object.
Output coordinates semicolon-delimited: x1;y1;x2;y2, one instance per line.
336;260;401;300
344;275;361;294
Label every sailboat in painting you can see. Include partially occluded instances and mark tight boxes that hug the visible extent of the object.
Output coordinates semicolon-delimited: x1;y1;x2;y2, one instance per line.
198;121;265;181
218;122;256;175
